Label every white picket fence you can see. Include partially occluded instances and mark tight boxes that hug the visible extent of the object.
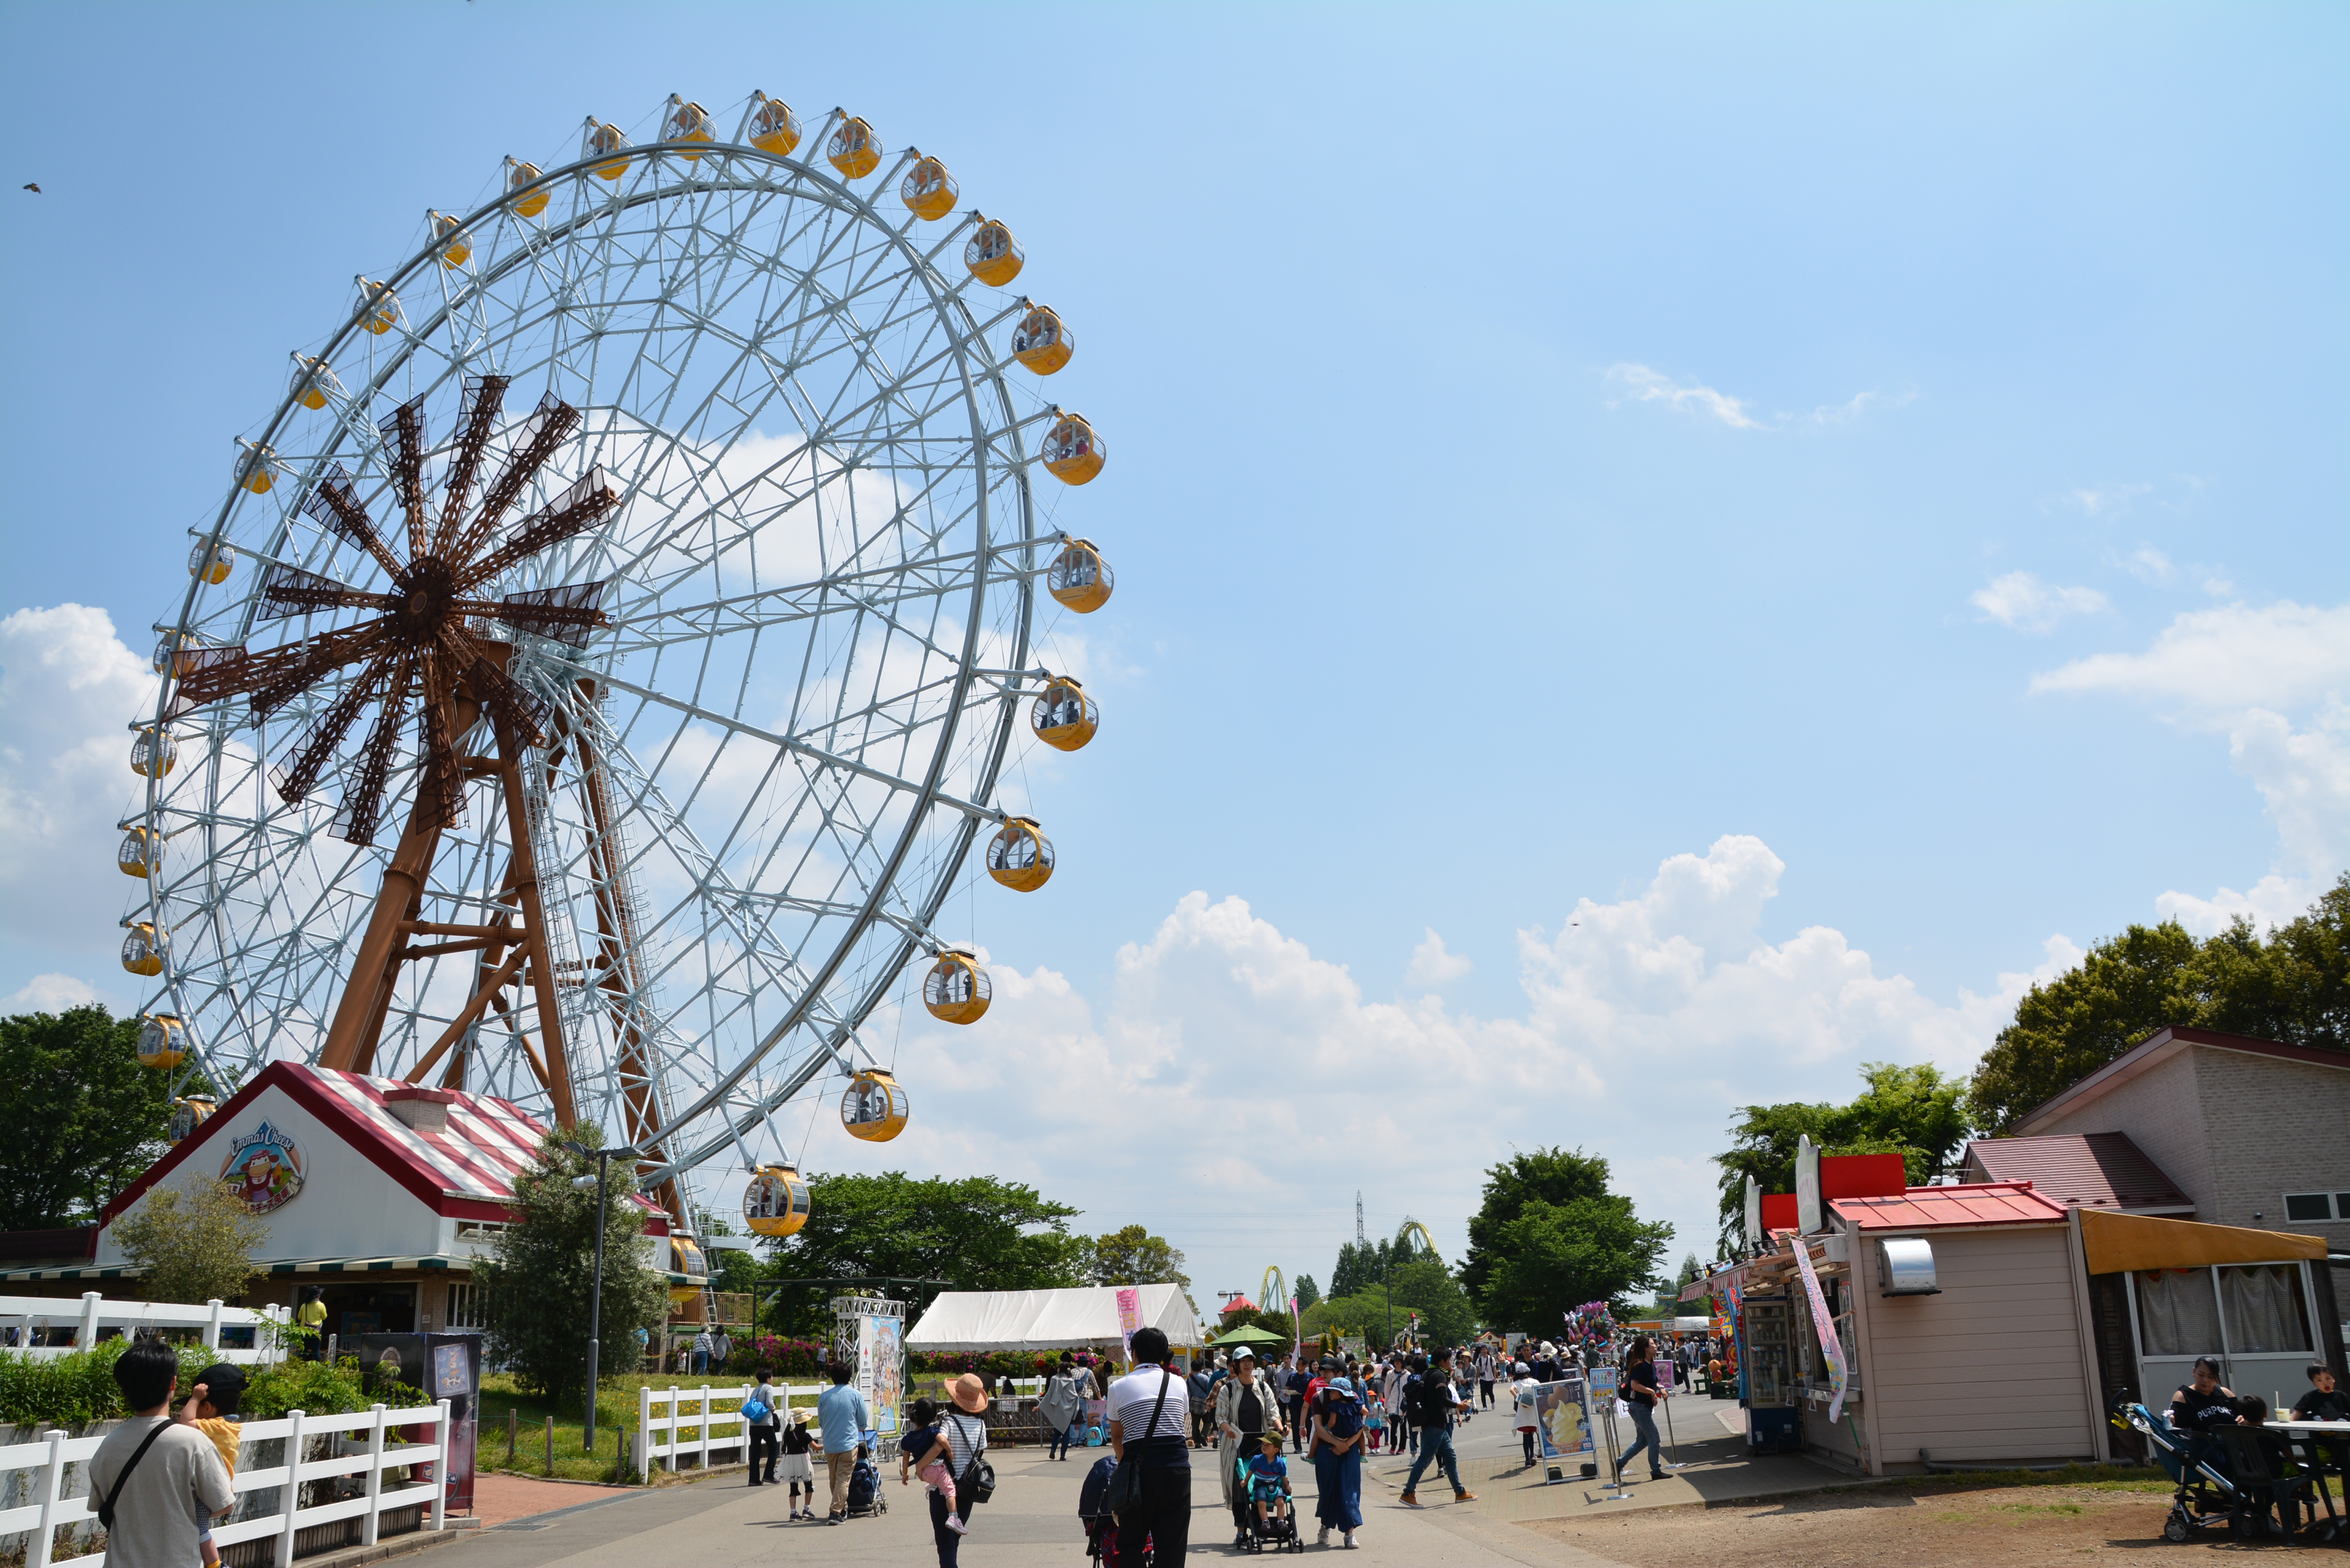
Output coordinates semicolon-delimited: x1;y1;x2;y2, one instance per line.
1;1294;289;1363
636;1383;823;1480
0;1401;450;1568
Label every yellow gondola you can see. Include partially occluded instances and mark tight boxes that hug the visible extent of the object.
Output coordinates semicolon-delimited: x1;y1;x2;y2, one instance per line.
841;1069;912;1140
1042;412;1104;485
289;355;341;412
131;728;179;778
1047;538;1114;613
922;951;992;1025
431;211;471;269
664;96;713;159
119;826;163;879
742;1164;811;1238
827;116;881;179
355;277;402;336
1011;305;1073;375
900;156;958;220
1031;677;1099;752
964;217;1024;287
122;923;166;977
985;816;1054;892
169;1096;215;1143
585;118;630;180
750;93;802;155
236;442;275;495
137;1013;187;1070
188;538;233;584
506;157;549;217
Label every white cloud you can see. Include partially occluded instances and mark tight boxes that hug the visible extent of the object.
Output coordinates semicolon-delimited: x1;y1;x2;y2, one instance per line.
2126;546;2176;584
1405;928;1473;988
0;604;155;958
1970;571;2111;633
2031;603;2350;931
1604;364;1761;430
812;836;2066;1292
1804;388;1915;425
2029;602;2350;716
3;972;108;1012
2064;482;2152;517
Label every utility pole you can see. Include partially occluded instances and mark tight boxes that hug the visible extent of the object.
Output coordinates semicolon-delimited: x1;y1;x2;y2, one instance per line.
566;1140;639;1455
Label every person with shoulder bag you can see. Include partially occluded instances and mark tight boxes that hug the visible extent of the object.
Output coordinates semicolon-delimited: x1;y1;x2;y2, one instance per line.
88;1339;233;1568
743;1373;781;1488
1109;1328;1193;1566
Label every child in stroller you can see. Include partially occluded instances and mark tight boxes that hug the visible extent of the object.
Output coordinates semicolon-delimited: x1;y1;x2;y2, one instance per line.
1239;1432;1303;1553
1079;1452;1146;1566
845;1438;887;1518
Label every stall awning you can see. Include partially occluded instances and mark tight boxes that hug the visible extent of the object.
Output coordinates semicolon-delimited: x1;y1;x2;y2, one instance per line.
905;1284;1203;1353
2079;1207;2326;1275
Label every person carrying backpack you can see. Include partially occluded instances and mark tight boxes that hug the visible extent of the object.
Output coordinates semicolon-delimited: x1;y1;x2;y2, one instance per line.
1396;1347;1478;1510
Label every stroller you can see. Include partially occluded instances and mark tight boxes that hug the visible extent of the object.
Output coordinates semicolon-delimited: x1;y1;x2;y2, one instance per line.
845;1442;888;1518
2115;1401;2237;1542
1234;1450;1304;1554
1078;1454;1149;1567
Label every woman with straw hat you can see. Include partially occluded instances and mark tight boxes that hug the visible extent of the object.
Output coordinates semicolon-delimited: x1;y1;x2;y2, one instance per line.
926;1373;989;1564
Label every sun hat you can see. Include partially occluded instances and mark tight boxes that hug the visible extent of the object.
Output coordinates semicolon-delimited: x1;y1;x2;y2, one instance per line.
1230;1345;1258;1363
948;1373;989;1414
790;1406;811;1424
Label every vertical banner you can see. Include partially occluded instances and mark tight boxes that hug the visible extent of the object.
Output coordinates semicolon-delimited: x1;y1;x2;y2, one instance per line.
832;1296;906;1436
1791;1242;1848;1422
1114;1286;1142;1361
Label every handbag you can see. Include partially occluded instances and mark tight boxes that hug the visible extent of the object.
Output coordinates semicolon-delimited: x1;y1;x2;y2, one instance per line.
1103;1369;1172;1520
950;1413;996;1504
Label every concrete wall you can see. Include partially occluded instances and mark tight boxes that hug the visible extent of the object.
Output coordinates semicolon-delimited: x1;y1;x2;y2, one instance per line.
1853;1225;2096;1471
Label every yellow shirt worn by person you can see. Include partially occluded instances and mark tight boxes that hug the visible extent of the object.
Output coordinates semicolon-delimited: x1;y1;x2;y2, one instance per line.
193;1415;241;1477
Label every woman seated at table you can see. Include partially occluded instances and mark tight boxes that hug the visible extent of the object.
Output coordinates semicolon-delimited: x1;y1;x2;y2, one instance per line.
2171;1358;2239;1434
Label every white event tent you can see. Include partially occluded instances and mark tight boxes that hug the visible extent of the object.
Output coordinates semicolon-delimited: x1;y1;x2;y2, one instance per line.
905;1284;1203;1354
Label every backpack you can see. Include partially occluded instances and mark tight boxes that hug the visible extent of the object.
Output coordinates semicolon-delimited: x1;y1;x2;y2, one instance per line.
1413;1375;1454;1426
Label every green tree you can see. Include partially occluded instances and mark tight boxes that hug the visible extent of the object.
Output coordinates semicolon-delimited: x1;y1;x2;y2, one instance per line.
111;1180;267;1305
1090;1225;1190;1287
1293;1274;1320;1311
1711;1060;1972;1254
1967;878;2347;1133
0;1004;201;1229
1458;1147;1612;1305
1476;1196;1673;1327
762;1171;1089;1334
476;1129;669;1407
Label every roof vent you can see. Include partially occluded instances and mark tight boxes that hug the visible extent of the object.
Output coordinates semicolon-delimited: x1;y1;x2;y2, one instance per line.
384;1084;456;1133
1877;1237;1940;1296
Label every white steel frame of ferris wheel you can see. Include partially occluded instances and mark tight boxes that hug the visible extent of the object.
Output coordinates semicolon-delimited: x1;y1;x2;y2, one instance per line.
132;120;1087;1193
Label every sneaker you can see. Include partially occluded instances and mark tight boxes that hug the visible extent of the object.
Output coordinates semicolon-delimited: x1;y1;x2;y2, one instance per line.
1318;1525;1331;1546
1454;1490;1479;1502
946;1515;969;1536
1343;1532;1358;1549
1398;1493;1423;1509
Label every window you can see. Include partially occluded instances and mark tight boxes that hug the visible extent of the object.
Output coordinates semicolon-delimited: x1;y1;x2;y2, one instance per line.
445;1282;484;1330
2136;1268;2221;1356
2218;1265;2311;1353
2283;1193;2335;1223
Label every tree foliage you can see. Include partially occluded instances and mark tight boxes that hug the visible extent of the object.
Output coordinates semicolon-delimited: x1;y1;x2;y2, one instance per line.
1090;1224;1190;1288
762;1171;1089;1334
111;1180;267;1305
0;1004;203;1230
1292;1274;1320;1311
1458;1147;1613;1305
1710;1060;1969;1254
1968;878;2348;1133
476;1129;669;1406
1303;1260;1476;1347
1476;1197;1673;1328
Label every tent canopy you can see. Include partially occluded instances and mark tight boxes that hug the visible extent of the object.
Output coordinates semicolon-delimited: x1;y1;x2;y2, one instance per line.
2079;1207;2326;1275
905;1284;1203;1353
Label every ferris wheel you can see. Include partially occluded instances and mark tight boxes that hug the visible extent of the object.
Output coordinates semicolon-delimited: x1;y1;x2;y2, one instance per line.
118;91;1116;1227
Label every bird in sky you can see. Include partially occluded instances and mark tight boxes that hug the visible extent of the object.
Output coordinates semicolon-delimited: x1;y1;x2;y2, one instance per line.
21;183;39;193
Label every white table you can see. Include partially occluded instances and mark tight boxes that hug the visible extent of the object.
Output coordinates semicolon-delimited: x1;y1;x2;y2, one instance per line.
2271;1418;2350;1540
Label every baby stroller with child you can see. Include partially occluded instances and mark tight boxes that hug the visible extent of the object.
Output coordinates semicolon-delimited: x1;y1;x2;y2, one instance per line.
844;1440;889;1518
1232;1449;1304;1554
2113;1397;2311;1543
1078;1453;1148;1566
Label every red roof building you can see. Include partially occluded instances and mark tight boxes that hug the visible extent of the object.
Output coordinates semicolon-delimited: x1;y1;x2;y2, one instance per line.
1960;1132;2194;1215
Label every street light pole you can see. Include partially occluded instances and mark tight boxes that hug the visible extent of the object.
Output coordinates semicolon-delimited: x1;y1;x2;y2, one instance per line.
567;1142;638;1456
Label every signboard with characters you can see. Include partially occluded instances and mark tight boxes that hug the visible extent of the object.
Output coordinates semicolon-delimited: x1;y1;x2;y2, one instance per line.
219;1122;306;1213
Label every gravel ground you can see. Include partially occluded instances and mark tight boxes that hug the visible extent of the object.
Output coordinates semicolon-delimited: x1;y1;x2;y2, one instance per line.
1519;1479;2310;1565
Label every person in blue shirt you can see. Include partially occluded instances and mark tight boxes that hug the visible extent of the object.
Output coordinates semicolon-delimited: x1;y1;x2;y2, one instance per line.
815;1361;870;1524
1245;1431;1293;1532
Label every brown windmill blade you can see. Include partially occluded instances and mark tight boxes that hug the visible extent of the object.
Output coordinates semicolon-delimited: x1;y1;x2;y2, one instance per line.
450;391;584;568
258;562;389;622
413;651;468;833
377;393;429;560
335;652;417;845
433;374;511;559
456;467;618;591
444;625;551;748
269;651;393;803
302;464;405;578
165;644;256;719
245;620;392;721
462;580;610;648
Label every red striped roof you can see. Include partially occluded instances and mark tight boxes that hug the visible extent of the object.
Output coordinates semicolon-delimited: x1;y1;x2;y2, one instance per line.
1829;1181;2070;1231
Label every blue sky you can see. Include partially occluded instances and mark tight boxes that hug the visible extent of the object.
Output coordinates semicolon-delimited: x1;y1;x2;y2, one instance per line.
2;4;2343;1302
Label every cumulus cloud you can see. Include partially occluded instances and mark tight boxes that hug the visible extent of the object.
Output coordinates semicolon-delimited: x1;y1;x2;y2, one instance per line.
0;604;155;959
2030;603;2350;932
2064;482;2153;517
1405;928;1472;988
1605;364;1761;430
808;837;2067;1293
1971;571;2111;634
3;972;109;1013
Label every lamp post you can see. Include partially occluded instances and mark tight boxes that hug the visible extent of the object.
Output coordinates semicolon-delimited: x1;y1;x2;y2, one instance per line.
565;1141;639;1454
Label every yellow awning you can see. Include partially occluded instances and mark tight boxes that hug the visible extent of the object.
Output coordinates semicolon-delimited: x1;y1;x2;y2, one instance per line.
2079;1207;2325;1275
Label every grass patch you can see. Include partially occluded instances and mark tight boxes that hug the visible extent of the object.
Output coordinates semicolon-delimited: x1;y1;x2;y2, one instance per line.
474;1372;826;1485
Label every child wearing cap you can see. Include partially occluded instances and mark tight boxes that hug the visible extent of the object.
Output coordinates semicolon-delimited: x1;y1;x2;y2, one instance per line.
1245;1431;1292;1530
178;1364;248;1567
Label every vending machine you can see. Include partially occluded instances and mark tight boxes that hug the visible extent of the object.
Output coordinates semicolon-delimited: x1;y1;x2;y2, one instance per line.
359;1332;482;1514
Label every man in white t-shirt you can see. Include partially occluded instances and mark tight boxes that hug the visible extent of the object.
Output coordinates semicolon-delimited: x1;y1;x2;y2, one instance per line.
88;1339;233;1568
1109;1329;1192;1563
